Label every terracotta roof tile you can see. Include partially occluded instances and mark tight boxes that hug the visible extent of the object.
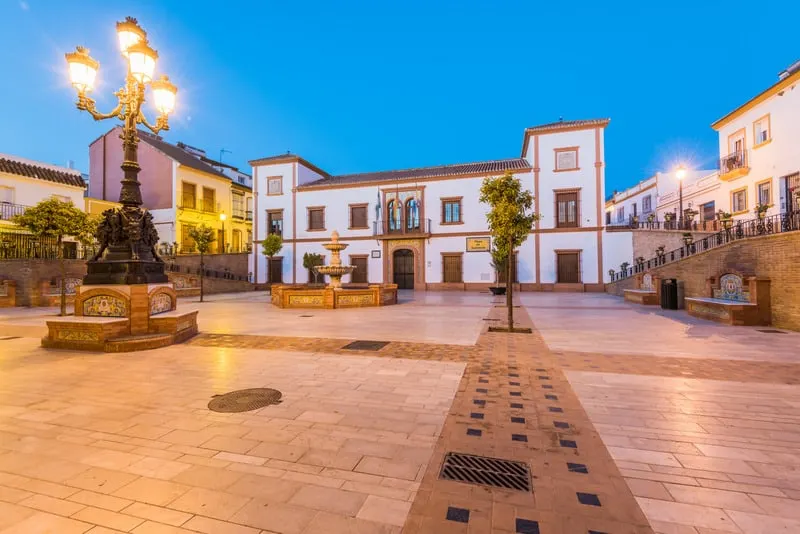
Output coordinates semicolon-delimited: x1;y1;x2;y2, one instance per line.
298;158;531;188
0;155;85;188
524;118;610;133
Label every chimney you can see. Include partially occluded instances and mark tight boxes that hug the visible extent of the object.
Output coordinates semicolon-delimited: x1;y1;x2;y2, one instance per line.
67;160;75;169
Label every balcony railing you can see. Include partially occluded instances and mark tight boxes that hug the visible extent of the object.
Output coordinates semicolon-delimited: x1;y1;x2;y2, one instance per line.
232;209;245;220
609;210;800;282
0;202;28;221
373;217;431;237
607;216;721;232
719;151;748;174
245;210;253;221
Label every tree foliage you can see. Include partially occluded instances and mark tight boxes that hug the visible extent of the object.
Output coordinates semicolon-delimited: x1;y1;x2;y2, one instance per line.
303;252;324;284
479;171;539;331
187;224;215;302
261;234;283;258
188;224;215;255
13;198;96;316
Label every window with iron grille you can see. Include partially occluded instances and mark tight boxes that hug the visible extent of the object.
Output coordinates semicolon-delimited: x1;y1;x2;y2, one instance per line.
617;205;625;222
442;198;462;224
181;223;196;253
181;182;196;210
308;208;325;231
555;148;578;171
556;191;579;228
757;181;771;205
232;191;245;218
442;254;463;283
202;187;216;213
350;205;368;229
732;188;747;213
642;195;652;214
267;211;283;236
267;177;282;195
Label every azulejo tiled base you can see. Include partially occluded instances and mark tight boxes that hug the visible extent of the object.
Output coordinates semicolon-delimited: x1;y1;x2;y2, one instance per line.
270;284;398;309
41;283;198;352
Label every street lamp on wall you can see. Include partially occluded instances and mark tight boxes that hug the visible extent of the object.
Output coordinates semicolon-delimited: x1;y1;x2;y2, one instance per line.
220;212;227;253
65;16;178;285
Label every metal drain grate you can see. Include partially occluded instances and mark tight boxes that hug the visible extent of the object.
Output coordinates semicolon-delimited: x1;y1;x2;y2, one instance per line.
757;329;787;334
342;340;390;351
439;452;531;492
208;388;282;413
299;315;314;318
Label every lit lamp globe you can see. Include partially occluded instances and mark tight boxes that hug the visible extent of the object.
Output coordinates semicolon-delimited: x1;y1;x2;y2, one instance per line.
219;213;227;222
65;46;98;93
151;75;177;115
116;17;146;57
676;165;687;180
127;40;158;84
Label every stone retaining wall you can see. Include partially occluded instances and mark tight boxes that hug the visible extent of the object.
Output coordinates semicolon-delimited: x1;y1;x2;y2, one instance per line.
606;232;800;331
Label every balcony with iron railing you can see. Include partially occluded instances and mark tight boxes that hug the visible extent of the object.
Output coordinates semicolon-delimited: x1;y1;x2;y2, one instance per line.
606;214;721;232
177;196;218;214
0;202;28;221
719;150;749;181
373;217;431;238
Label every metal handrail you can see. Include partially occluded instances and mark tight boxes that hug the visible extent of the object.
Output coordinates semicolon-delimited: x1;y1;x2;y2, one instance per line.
610;210;800;282
373;217;431;236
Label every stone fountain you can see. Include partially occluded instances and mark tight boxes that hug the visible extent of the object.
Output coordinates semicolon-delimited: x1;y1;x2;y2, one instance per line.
313;230;355;289
270;230;398;309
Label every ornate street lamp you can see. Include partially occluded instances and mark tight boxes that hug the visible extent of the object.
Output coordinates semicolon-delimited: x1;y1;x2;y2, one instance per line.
65;17;177;284
219;212;227;253
675;165;687;230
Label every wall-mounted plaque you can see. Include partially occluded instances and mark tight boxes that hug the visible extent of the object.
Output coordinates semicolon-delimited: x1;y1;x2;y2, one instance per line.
371;250;381;258
466;237;491;252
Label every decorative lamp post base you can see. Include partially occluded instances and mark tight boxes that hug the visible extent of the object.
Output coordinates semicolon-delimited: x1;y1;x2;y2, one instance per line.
84;259;168;285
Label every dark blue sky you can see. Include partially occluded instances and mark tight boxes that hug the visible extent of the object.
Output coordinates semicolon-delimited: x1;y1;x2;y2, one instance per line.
0;0;795;192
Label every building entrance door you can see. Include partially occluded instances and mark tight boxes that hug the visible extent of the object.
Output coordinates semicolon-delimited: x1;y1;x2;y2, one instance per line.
393;249;414;289
786;173;800;213
556;252;580;283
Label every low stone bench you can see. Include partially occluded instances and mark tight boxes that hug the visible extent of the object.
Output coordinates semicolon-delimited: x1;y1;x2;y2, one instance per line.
149;310;199;343
42;316;129;351
623;273;659;306
624;289;658;305
685;273;770;326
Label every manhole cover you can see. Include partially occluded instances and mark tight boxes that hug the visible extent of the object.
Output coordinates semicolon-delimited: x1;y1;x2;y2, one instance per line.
342;340;390;351
439;452;531;492
208;388;282;413
757;329;787;334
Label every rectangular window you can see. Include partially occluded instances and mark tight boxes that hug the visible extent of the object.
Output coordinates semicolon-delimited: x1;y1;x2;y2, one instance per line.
728;129;746;156
267;177;282;195
732;188;747;213
0;186;14;203
202;187;216;213
308;207;325;231
350;256;368;283
181;182;196;209
181;224;196;253
617;206;625;222
232;191;245;218
267;210;283;236
442;254;463;283
349;204;368;229
757;180;771;205
441;198;462;224
632;203;638;217
753;115;771;146
555;191;579;228
642;195;652;214
605;210;611;225
555;148;579;171
701;201;716;221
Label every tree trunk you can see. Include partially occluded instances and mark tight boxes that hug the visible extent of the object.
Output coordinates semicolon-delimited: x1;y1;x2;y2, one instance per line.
199;252;205;303
266;255;271;294
58;235;66;317
507;236;513;331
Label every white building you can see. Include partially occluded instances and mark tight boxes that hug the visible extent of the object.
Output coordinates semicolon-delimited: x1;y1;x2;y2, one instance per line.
250;119;620;291
710;59;800;218
0;153;86;225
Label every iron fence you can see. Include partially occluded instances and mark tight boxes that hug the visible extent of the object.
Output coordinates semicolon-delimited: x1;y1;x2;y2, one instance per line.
164;262;252;282
373;217;431;236
607;218;721;232
0;230;89;260
610;210;800;282
720;151;748;174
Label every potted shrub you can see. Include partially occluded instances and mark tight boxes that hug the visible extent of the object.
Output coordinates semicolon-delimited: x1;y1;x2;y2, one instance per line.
682;232;693;246
635;256;645;265
754;203;771;219
647;213;656;224
664;212;674;222
632;214;640;226
608;268;615;279
489;247;508;296
620;262;630;277
717;210;733;230
655;245;666;257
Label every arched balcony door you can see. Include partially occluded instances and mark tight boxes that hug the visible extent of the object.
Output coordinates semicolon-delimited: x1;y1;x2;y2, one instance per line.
405;198;420;232
387;200;401;233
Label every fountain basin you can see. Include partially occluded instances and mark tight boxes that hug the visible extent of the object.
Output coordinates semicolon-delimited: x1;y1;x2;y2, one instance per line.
271;284;398;309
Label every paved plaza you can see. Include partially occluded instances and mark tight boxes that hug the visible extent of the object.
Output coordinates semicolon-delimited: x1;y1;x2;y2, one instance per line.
1;291;800;533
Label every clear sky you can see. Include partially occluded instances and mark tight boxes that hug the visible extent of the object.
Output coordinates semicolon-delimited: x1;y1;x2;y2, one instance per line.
0;0;796;193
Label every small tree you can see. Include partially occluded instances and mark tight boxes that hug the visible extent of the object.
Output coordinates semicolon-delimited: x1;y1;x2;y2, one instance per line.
188;224;215;302
479;171;539;332
261;234;283;288
303;252;324;285
489;246;508;288
13;198;95;316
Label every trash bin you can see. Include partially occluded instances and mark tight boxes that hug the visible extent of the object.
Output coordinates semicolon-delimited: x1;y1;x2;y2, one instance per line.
661;278;678;310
